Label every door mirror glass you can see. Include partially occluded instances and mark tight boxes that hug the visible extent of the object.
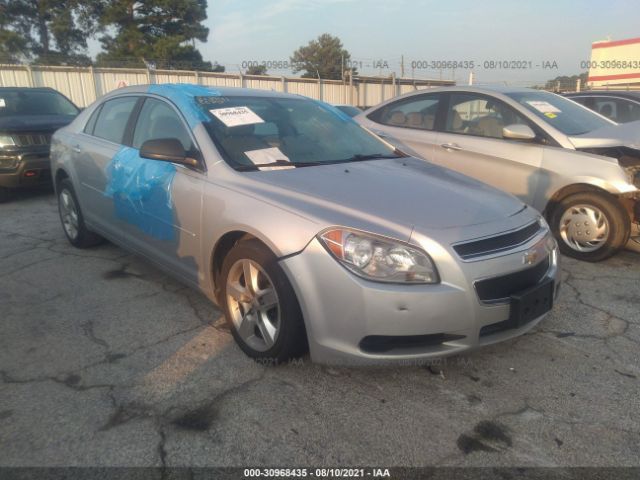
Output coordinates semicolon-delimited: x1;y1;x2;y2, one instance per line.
502;124;536;141
140;138;199;167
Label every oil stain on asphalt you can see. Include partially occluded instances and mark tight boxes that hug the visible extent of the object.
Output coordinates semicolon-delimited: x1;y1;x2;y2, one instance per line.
456;420;512;455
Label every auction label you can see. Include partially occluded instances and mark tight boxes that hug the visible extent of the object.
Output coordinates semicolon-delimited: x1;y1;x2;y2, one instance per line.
0;98;5;108
210;106;264;127
526;101;561;114
244;147;294;170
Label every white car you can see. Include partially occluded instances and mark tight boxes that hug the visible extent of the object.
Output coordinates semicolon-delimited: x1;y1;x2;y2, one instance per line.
358;86;640;261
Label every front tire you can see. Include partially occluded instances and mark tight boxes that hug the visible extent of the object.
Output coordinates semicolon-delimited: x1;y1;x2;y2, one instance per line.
549;191;630;262
57;179;103;248
221;239;308;363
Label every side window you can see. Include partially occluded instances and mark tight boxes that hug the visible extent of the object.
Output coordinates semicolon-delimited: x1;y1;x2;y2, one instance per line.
622;100;640;123
593;98;640;123
371;94;441;130
592;98;617;121
93;97;138;144
84;105;102;135
132;98;193;152
445;93;529;139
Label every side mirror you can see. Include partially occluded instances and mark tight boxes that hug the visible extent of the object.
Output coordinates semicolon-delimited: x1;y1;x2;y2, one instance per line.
502;124;536;141
140;138;199;168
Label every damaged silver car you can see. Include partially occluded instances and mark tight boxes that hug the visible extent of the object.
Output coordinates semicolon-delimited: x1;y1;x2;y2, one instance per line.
50;84;559;364
358;87;640;261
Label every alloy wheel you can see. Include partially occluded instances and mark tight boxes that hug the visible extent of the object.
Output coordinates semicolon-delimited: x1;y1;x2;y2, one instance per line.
59;189;79;240
226;258;281;352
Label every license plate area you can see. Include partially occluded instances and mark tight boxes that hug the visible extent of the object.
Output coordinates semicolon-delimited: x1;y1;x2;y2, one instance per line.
509;278;554;327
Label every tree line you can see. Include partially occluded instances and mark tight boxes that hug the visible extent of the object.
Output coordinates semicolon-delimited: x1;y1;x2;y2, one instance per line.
0;1;356;79
0;0;222;71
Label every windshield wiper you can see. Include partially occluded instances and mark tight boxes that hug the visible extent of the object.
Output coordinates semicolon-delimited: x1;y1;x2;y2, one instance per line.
333;152;404;163
235;160;323;171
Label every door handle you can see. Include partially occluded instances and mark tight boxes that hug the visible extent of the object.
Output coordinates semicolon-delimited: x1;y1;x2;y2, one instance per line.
440;143;462;151
72;145;81;153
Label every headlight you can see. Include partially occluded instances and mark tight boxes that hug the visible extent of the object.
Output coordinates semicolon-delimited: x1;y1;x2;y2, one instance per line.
0;135;15;148
0;156;18;169
319;228;439;284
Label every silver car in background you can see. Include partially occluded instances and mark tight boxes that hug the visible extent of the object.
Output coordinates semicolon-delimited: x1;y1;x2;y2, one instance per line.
50;84;559;364
358;87;640;262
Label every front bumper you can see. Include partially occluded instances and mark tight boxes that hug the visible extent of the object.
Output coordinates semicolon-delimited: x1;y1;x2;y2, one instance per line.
0;148;52;189
280;233;559;365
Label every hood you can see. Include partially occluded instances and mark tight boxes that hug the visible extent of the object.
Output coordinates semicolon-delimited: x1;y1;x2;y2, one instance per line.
569;120;640;149
243;157;525;233
0;114;76;133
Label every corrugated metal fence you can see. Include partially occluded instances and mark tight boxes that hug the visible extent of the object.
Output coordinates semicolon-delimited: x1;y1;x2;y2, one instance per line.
0;64;455;108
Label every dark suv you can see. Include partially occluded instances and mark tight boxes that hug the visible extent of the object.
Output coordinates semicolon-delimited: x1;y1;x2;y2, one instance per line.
0;87;79;202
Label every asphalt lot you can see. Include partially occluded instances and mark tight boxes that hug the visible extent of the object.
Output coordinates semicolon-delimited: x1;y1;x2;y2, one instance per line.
1;187;639;467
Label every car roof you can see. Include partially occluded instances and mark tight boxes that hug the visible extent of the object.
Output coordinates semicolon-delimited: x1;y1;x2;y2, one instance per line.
564;90;640;99
108;83;305;101
0;87;59;93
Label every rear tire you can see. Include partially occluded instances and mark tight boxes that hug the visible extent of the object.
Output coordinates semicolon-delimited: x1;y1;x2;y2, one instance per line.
57;178;103;248
549;191;630;262
221;238;308;364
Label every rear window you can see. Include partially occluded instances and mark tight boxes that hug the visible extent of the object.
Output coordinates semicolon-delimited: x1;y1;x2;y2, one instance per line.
0;90;78;117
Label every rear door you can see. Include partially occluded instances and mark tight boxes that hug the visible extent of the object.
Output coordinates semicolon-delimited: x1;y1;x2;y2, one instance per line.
73;96;140;236
361;93;443;160
430;92;545;205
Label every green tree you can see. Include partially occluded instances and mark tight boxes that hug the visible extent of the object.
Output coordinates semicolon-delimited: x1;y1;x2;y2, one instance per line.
541;72;588;92
0;1;29;63
246;64;267;75
96;0;216;70
1;0;94;65
290;33;356;80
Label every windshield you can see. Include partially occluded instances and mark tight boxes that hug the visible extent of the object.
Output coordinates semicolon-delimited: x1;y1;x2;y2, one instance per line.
201;96;398;170
505;91;614;136
0;90;79;117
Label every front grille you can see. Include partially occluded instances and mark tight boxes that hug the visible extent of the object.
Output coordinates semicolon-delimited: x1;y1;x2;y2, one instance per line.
453;222;541;260
12;132;52;147
475;256;550;303
359;333;466;353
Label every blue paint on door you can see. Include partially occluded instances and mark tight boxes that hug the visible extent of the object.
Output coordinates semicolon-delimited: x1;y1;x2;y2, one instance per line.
105;146;177;241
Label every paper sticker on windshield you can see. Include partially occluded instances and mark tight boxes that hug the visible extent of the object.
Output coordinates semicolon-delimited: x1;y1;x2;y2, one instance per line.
210;106;264;127
245;147;294;170
526;101;561;114
544;112;557;119
0;99;5;108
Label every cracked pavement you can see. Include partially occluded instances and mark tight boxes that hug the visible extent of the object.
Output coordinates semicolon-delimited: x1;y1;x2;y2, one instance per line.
1;188;639;467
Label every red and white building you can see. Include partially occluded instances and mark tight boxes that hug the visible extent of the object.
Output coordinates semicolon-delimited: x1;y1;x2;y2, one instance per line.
587;37;640;87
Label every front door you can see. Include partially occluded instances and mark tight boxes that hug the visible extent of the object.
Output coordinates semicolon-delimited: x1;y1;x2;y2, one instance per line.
430;92;545;205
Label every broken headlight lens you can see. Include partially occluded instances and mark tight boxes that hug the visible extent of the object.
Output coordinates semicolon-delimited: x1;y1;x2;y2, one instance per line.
319;228;439;284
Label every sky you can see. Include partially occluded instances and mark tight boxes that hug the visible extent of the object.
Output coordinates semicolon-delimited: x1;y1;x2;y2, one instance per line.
91;0;640;85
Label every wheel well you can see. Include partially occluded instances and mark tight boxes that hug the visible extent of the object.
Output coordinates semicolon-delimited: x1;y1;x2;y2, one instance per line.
544;183;614;218
211;231;259;299
54;169;69;191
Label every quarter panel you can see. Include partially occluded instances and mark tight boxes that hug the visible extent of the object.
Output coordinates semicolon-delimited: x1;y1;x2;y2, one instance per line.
537;146;637;210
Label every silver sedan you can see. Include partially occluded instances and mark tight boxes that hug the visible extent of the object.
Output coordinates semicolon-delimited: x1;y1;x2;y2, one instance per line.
357;86;640;262
50;84;559;364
